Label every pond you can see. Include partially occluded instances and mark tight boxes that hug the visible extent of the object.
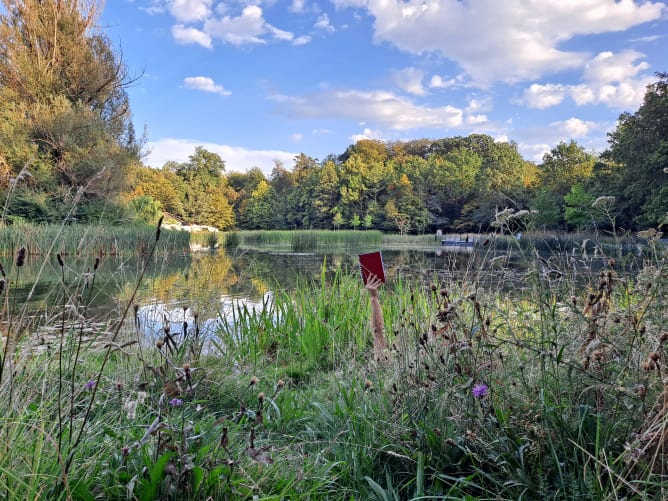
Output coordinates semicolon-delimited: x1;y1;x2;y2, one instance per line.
4;240;645;346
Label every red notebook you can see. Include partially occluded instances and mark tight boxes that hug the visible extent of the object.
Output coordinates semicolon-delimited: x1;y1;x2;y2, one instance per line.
359;251;386;285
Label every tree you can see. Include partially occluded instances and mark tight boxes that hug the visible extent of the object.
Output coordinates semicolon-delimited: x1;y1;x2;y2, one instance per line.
531;188;561;230
539;141;596;197
564;184;595;230
605;72;668;227
0;0;141;220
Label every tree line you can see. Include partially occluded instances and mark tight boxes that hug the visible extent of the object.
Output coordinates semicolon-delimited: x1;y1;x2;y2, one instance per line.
0;1;666;233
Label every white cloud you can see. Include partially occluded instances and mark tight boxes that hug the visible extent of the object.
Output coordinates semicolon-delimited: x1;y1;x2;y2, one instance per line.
332;0;665;85
271;89;464;130
291;133;303;142
146;138;297;176
167;0;212;23
429;74;469;89
583;50;650;83
293;35;312;46
466;114;488;125
518;142;553;162
522;50;655;110
391;67;427;96
171;24;212;48
315;13;336;32
183;76;231;96
203;5;269;45
522;83;567;109
552;117;598;138
350;128;385;142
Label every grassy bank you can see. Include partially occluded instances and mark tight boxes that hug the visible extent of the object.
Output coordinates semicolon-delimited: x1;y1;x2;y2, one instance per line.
0;224;666;499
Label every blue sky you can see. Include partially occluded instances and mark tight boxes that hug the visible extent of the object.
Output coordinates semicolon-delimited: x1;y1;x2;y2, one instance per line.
99;0;668;175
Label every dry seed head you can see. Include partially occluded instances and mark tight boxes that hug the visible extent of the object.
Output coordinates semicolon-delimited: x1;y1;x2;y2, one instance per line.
57;253;64;267
94;257;100;271
156;339;164;350
364;379;373;390
16;246;26;267
643;360;656;371
258;392;265;402
249;376;259;386
277;379;285;389
660;332;668;344
649;351;660;361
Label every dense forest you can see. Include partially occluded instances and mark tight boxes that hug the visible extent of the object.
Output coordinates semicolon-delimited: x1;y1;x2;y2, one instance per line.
0;1;666;233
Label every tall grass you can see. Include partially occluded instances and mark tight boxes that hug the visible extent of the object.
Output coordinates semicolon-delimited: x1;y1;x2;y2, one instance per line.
0;221;666;499
0;222;191;256
222;229;384;251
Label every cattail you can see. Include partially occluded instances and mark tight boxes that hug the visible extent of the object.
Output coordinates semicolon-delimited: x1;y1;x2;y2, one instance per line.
0;263;5;278
16;246;26;267
94;257;100;271
155;216;164;242
57;253;64;267
0;279;4;295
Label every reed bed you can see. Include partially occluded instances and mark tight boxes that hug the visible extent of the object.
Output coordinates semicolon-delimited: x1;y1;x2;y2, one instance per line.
222;229;384;251
0;223;191;256
0;219;666;499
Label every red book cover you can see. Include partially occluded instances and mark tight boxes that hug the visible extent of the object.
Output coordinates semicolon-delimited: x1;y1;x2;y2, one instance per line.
358;251;385;285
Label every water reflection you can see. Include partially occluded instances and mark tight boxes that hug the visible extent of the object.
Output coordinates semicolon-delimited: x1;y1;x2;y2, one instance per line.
6;244;646;342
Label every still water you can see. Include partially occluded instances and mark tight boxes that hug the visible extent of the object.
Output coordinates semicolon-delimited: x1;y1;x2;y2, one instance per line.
7;246;480;341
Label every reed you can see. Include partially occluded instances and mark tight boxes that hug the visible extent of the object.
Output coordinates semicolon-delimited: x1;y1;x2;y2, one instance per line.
224;229;384;250
0;222;191;256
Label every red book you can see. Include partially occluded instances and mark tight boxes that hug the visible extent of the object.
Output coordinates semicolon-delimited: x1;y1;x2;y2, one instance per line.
359;251;386;285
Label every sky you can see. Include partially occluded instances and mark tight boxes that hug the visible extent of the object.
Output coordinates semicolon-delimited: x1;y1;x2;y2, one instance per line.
98;0;668;176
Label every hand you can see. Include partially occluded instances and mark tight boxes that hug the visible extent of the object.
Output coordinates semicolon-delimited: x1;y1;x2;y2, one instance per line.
365;274;383;296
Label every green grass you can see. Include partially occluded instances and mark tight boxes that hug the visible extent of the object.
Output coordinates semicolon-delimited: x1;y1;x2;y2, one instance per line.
0;221;666;499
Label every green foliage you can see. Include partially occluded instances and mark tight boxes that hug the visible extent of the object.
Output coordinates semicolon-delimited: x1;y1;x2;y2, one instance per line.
0;0;140;214
130;195;162;224
564;184;595;230
606;72;668;227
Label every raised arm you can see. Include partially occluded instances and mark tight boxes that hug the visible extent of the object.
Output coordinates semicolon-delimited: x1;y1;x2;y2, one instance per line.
365;274;389;361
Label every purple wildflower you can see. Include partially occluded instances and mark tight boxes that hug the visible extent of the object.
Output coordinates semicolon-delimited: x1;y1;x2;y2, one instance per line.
85;380;96;390
472;383;489;399
169;398;183;407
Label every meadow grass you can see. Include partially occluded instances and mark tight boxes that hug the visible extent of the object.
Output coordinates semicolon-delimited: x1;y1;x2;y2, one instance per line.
0;220;666;499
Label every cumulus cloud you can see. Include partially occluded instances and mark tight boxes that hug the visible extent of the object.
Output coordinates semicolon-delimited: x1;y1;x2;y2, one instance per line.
350;128;386;142
522;50;655;110
172;24;212;48
331;0;665;85
391;67;427;96
522;83;567;109
145;138;297;176
271;88;463;130
167;0;212;23
203;5;268;45
552;117;598;138
183;76;231;96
